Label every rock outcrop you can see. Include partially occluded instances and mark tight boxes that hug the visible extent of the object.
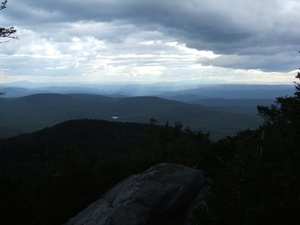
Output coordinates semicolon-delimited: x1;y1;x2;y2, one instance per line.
67;163;206;225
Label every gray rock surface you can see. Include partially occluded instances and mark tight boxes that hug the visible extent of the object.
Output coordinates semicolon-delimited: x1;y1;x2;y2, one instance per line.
67;163;206;225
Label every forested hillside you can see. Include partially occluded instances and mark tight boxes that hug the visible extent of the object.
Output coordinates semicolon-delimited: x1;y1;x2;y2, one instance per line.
191;83;300;225
0;94;261;140
0;119;212;225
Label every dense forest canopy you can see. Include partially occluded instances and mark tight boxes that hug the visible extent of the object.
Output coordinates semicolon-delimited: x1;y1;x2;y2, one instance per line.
0;119;212;224
191;79;300;224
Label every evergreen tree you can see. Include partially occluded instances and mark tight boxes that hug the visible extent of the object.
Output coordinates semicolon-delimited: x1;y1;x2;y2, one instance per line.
0;0;17;43
192;75;300;224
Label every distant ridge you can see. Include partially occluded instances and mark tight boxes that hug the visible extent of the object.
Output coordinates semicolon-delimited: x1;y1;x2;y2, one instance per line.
190;98;274;112
161;84;295;101
0;82;295;98
0;93;262;140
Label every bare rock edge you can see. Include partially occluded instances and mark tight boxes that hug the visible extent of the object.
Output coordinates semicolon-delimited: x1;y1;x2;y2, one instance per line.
67;163;208;225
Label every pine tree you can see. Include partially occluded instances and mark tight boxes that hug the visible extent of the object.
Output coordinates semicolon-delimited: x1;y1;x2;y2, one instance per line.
0;0;17;43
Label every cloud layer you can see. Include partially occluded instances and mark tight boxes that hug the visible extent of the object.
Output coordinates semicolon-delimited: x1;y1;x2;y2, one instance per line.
0;0;299;84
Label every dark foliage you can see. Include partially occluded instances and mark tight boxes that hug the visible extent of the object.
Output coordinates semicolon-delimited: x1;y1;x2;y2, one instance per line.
0;119;149;164
0;0;17;42
0;119;211;225
191;83;300;225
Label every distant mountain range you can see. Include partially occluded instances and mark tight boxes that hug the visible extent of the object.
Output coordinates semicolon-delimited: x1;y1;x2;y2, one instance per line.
1;82;295;140
0;93;264;140
0;82;295;99
189;98;274;112
160;84;295;101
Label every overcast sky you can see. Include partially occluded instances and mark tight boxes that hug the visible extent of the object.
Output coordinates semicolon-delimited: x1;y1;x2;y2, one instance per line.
0;0;300;85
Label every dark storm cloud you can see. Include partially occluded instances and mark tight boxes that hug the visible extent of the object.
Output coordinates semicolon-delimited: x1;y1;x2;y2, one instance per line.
4;0;300;72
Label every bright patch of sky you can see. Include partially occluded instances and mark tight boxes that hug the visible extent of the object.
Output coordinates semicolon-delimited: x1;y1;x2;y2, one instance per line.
0;0;299;86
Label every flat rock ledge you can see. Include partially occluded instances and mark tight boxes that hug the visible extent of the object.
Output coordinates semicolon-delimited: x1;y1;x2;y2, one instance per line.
67;163;206;225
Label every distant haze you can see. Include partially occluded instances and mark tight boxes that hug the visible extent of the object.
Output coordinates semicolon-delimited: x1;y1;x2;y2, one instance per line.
0;82;296;140
0;82;295;98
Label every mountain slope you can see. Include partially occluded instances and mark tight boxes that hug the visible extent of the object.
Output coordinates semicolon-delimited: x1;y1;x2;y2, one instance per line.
190;98;274;112
0;93;262;140
0;119;149;165
161;84;295;101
